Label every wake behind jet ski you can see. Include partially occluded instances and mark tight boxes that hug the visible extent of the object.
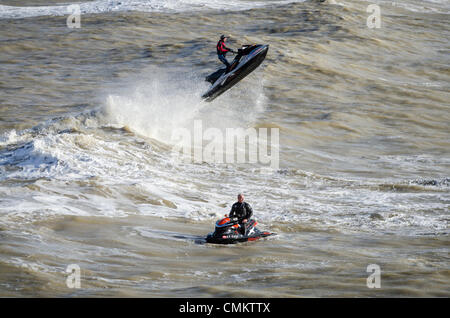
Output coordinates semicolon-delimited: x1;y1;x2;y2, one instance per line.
202;44;269;102
206;216;275;244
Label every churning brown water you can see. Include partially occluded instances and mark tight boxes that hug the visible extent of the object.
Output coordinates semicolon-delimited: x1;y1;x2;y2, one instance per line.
0;0;449;297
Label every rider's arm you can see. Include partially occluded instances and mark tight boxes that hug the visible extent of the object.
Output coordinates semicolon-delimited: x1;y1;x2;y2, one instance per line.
245;203;253;220
229;203;236;217
223;44;234;53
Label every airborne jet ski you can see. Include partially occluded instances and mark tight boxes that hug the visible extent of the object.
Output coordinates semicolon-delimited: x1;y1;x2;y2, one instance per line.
206;215;275;244
202;44;269;102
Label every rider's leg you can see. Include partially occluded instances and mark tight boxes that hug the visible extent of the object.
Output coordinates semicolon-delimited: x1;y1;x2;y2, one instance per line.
218;54;230;70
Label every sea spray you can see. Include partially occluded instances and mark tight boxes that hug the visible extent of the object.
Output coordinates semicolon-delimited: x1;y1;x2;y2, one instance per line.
101;65;268;147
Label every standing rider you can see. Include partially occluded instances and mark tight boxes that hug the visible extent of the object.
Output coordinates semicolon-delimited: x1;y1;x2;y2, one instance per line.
229;193;253;234
217;35;236;71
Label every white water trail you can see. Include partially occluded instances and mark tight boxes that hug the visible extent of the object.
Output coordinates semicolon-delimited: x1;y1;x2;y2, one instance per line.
101;65;267;145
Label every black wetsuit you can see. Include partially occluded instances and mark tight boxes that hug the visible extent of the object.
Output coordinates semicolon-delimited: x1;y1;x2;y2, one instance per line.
229;201;253;222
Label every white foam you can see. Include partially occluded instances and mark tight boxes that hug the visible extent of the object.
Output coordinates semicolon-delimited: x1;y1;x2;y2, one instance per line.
0;0;306;19
1;120;448;236
375;0;450;14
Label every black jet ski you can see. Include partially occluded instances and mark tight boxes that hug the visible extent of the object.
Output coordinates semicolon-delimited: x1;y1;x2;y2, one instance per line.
202;44;269;102
206;215;275;244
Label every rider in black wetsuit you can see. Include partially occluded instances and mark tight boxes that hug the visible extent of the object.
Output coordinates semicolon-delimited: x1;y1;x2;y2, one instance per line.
229;194;253;234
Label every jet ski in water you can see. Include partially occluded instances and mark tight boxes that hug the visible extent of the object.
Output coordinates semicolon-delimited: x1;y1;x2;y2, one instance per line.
202;44;269;102
206;216;275;244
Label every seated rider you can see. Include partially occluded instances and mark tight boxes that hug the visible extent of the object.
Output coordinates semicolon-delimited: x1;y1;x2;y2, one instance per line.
229;193;253;234
216;35;236;71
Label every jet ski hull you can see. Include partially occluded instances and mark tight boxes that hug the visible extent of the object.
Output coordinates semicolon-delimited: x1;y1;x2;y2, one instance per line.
202;44;269;102
205;217;275;244
206;231;275;244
